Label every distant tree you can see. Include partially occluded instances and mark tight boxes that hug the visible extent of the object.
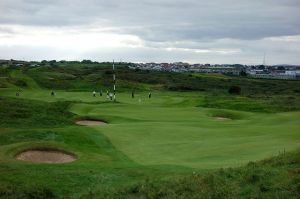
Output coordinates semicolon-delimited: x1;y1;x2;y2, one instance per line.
233;64;244;68
104;70;113;75
49;60;57;67
240;71;247;77
41;60;47;65
81;60;93;64
228;85;241;95
258;65;265;70
277;66;285;70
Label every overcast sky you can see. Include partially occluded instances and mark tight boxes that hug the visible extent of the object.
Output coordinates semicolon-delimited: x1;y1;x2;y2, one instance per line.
0;0;299;64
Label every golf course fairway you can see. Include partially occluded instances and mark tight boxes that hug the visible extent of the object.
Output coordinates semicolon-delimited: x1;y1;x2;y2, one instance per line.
0;65;299;198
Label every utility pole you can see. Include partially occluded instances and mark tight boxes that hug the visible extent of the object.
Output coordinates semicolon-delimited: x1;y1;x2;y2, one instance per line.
113;60;116;101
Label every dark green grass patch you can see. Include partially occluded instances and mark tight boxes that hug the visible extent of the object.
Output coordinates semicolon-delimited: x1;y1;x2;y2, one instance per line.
0;97;75;128
0;185;55;199
0;78;8;88
19;63;300;96
0;130;65;146
200;94;300;112
207;109;244;120
97;150;300;199
7;77;27;88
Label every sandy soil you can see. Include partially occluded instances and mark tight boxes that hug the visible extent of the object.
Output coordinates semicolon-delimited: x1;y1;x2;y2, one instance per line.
215;117;231;121
16;150;76;163
76;120;107;126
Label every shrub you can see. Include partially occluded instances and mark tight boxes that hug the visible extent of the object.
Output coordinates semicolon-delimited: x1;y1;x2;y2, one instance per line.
240;71;247;77
14;79;27;87
25;187;55;199
228;86;241;95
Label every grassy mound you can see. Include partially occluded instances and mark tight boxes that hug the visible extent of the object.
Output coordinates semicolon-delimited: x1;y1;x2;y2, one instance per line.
0;97;75;127
208;109;243;120
201;94;300;113
96;150;300;199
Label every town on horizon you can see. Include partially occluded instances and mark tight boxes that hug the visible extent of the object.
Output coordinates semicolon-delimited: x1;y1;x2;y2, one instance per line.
1;59;300;80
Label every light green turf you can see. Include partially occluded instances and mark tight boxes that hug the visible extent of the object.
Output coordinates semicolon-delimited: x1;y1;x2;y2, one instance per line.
70;95;300;169
1;85;299;169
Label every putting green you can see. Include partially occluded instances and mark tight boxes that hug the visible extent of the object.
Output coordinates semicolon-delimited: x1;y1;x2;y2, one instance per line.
69;93;300;169
1;87;299;169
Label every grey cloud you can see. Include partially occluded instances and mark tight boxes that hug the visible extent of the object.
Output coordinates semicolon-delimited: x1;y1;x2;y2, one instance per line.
1;0;299;40
0;0;299;64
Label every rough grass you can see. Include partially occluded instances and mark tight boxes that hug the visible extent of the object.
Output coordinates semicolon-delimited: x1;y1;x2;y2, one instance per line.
0;97;75;127
98;150;300;199
208;109;243;120
19;63;300;95
201;94;300;112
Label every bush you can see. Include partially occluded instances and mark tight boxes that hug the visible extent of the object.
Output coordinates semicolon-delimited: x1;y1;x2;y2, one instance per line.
228;86;241;95
8;78;27;87
14;79;27;87
240;71;247;77
25;187;55;199
104;70;114;75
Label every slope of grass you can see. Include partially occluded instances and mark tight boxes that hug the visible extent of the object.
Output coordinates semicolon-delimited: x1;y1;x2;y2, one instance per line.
98;149;300;199
0;97;75;128
70;99;300;169
19;63;300;95
200;94;300;112
0;64;299;198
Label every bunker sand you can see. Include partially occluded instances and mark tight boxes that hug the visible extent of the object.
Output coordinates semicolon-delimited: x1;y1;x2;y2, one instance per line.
16;150;76;163
215;117;232;121
76;120;107;126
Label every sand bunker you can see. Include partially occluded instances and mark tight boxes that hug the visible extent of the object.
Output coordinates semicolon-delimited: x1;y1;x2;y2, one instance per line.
215;117;231;121
76;120;107;126
16;149;76;163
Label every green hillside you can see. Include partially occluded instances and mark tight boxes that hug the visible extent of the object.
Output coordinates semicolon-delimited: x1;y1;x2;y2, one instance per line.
0;61;299;198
